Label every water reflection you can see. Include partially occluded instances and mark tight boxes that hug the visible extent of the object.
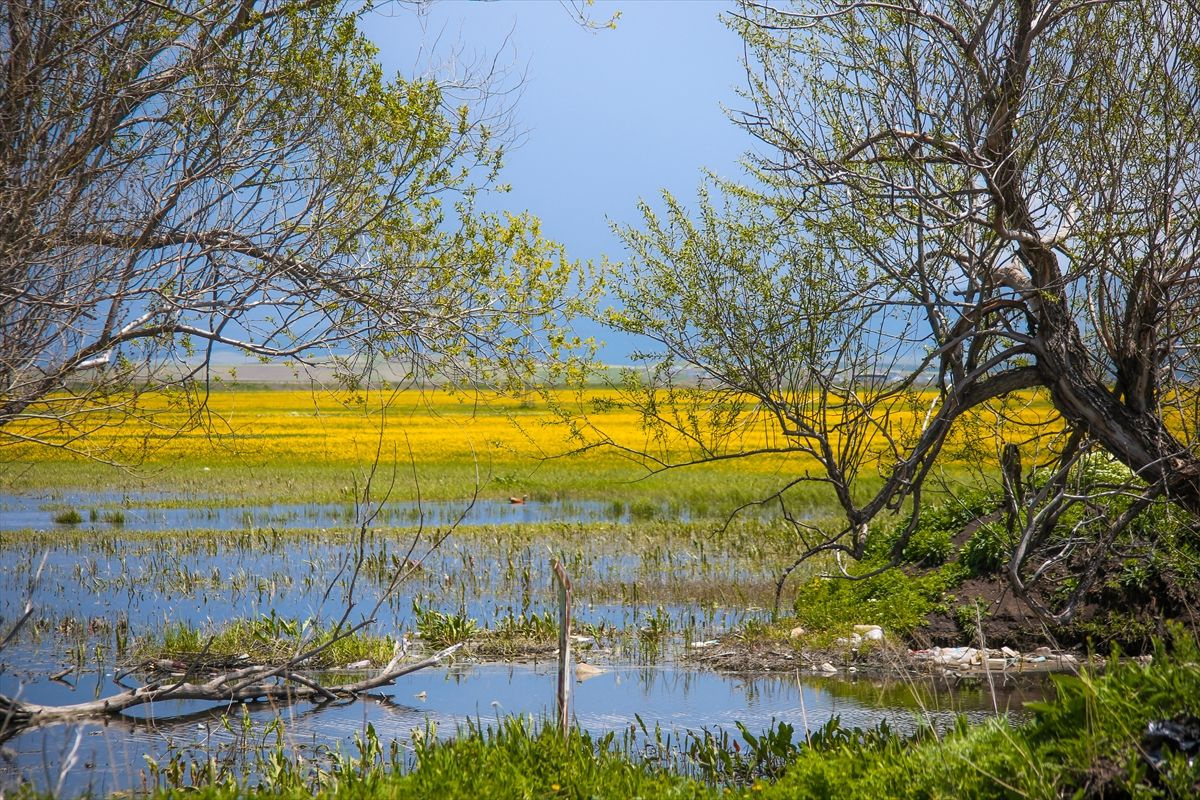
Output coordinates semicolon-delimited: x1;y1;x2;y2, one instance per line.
0;662;1045;796
0;499;1048;796
0;524;773;672
0;492;716;532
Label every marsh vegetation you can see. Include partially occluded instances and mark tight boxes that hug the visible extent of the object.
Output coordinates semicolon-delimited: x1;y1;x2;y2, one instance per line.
3;388;1198;796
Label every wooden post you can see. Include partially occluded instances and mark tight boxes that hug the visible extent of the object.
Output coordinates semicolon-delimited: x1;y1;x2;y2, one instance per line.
551;558;572;736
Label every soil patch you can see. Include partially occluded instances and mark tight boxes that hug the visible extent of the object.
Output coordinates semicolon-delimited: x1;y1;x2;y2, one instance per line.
920;576;1060;651
922;572;1200;654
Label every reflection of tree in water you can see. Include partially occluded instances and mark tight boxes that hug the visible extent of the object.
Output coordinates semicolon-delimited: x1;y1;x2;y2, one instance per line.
1;691;424;785
804;673;1049;716
633;666;699;699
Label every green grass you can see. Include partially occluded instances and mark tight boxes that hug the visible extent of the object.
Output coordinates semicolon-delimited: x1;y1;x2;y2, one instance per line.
790;562;966;640
137;613;396;669
783;490;999;641
51;507;83;525
1;450;968;517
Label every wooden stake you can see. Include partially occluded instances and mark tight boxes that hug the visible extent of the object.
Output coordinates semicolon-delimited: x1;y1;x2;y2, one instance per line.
551;558;572;736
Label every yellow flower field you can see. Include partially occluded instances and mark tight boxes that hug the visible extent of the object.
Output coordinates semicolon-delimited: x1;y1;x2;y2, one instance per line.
5;387;1064;474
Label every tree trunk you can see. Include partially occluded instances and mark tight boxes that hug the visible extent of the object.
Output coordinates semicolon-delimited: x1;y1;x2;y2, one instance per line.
1035;284;1200;515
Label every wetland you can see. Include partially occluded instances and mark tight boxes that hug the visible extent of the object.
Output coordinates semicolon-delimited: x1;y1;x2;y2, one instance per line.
2;389;1195;798
0;499;1042;795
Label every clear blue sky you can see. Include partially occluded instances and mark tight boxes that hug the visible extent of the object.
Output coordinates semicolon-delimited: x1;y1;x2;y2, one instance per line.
362;1;749;362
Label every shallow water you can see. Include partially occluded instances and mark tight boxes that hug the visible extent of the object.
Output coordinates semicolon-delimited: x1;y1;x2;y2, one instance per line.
0;503;783;674
0;509;1048;795
1;661;1044;796
0;491;639;531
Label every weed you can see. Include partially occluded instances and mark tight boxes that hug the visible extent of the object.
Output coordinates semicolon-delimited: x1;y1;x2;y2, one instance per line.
629;500;661;521
792;562;965;637
954;597;990;640
414;607;478;648
734;617;780;645
493;610;557;640
639;605;672;640
961;520;1010;577
137;612;394;669
52;508;82;525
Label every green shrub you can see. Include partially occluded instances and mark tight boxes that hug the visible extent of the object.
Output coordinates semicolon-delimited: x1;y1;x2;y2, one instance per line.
953;597;990;641
870;489;995;567
889;525;954;566
792;562;965;635
961;520;1010;577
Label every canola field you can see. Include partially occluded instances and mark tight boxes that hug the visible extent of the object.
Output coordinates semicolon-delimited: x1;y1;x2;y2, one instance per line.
1;387;1063;508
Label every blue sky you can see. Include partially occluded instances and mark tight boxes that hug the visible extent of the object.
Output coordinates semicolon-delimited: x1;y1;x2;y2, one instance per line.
362;1;750;362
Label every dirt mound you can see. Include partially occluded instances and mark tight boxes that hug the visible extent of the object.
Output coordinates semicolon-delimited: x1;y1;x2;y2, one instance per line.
920;574;1200;654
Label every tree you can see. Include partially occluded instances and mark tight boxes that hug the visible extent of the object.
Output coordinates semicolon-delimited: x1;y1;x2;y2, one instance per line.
1;0;583;458
599;0;1200;621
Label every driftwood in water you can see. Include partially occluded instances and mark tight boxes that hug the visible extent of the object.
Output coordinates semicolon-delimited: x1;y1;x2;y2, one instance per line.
0;642;462;730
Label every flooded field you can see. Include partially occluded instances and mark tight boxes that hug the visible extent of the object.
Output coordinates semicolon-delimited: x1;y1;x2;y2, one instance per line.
0;495;1048;795
0;491;677;532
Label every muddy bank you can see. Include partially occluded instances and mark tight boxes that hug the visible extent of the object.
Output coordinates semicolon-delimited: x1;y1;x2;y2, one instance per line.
919;574;1200;654
683;635;1098;679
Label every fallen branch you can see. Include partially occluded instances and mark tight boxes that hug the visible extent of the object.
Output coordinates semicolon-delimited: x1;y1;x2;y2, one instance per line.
0;642;462;729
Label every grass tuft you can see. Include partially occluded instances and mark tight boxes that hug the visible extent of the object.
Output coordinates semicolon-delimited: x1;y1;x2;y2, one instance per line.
136;612;395;669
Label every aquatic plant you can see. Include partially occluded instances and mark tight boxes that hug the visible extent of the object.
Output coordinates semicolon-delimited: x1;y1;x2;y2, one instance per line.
52;508;82;525
638;605;672;640
414;607;478;648
493;610;558;641
139;613;396;669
